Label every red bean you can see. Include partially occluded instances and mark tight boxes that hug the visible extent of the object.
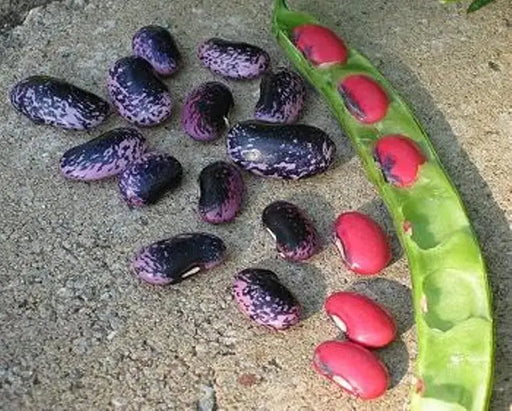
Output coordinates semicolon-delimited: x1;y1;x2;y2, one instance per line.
324;292;396;347
332;211;391;275
312;340;389;400
292;24;348;67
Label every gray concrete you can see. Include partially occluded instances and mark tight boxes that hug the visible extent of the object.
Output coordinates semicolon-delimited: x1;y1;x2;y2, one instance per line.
0;0;510;409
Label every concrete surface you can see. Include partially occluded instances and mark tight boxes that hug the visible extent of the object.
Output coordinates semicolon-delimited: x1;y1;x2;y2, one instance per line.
0;0;510;410
0;0;53;35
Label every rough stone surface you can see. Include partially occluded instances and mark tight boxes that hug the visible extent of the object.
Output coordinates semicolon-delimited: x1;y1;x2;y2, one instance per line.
0;0;511;410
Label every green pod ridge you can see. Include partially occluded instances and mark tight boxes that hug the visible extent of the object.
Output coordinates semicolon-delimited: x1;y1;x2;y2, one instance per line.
271;1;494;410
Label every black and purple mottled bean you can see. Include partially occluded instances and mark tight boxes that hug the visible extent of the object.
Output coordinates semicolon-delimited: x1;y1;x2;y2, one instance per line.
60;128;147;181
132;233;226;285
254;68;306;124
262;201;319;261
9;75;110;130
132;25;180;76
118;152;182;207
181;82;234;141
197;38;270;79
227;121;336;179
107;56;172;127
233;268;301;330
198;161;244;224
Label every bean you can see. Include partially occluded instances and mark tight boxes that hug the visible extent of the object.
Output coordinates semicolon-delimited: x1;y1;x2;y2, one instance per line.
233;268;301;330
181;82;234;142
227;121;336;179
60;128;147;181
9;75;110;130
262;201;319;261
107;56;172;127
292;24;348;67
132;233;226;285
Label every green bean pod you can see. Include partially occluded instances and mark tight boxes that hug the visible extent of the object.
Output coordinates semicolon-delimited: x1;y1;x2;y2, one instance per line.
272;1;494;410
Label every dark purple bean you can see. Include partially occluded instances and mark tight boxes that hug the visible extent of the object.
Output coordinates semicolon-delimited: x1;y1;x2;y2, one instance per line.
198;161;244;224
262;201;319;261
60;128;147;181
181;82;234;142
132;25;180;76
254;68;306;124
132;233;226;285
118;152;182;207
233;268;301;330
107;56;172;127
197;38;270;79
9;76;110;130
227;121;336;179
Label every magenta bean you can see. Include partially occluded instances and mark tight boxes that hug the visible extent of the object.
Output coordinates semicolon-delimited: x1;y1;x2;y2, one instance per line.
293;24;348;67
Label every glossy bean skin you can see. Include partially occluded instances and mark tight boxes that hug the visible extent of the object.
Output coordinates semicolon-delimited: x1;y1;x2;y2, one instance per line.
181;82;234;141
107;56;172;127
60;128;147;181
233;268;301;330
118;152;182;207
198;161;244;224
132;233;226;285
9;76;110;130
262;201;319;261
292;24;348;67
227;121;335;179
197;38;270;79
254;68;306;124
132;25;180;76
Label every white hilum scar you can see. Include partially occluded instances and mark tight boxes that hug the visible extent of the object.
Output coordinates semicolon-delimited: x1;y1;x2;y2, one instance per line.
182;266;201;278
331;315;347;333
332;375;354;392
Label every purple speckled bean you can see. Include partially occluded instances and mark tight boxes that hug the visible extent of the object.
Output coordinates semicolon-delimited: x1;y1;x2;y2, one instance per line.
132;25;180;76
181;82;233;142
9;76;110;130
254;68;306;124
132;233;226;285
233;268;301;330
60;128;147;181
227;121;336;179
197;38;270;79
107;56;172;127
262;201;319;261
118;152;182;207
198;161;244;224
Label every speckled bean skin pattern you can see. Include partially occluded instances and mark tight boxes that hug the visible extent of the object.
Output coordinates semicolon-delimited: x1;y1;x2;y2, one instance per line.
9;76;110;130
60;128;147;181
197;38;270;79
118;152;183;207
132;25;180;76
233;268;301;330
262;201;319;261
198;161;244;224
227;121;336;179
107;56;172;127
132;233;226;285
254;68;306;124
181;82;234;141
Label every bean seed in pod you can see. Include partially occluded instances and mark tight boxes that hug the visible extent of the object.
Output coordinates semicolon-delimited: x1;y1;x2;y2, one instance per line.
312;340;389;400
132;233;226;285
324;292;397;348
233;268;301;330
9;75;110;130
107;56;172;127
198;161;244;224
181;82;234;142
132;25;180;76
262;201;319;261
227;121;336;179
60;128;147;181
374;135;426;187
197;38;270;79
293;24;348;67
339;75;389;124
254;68;306;124
118;152;182;207
332;211;391;275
